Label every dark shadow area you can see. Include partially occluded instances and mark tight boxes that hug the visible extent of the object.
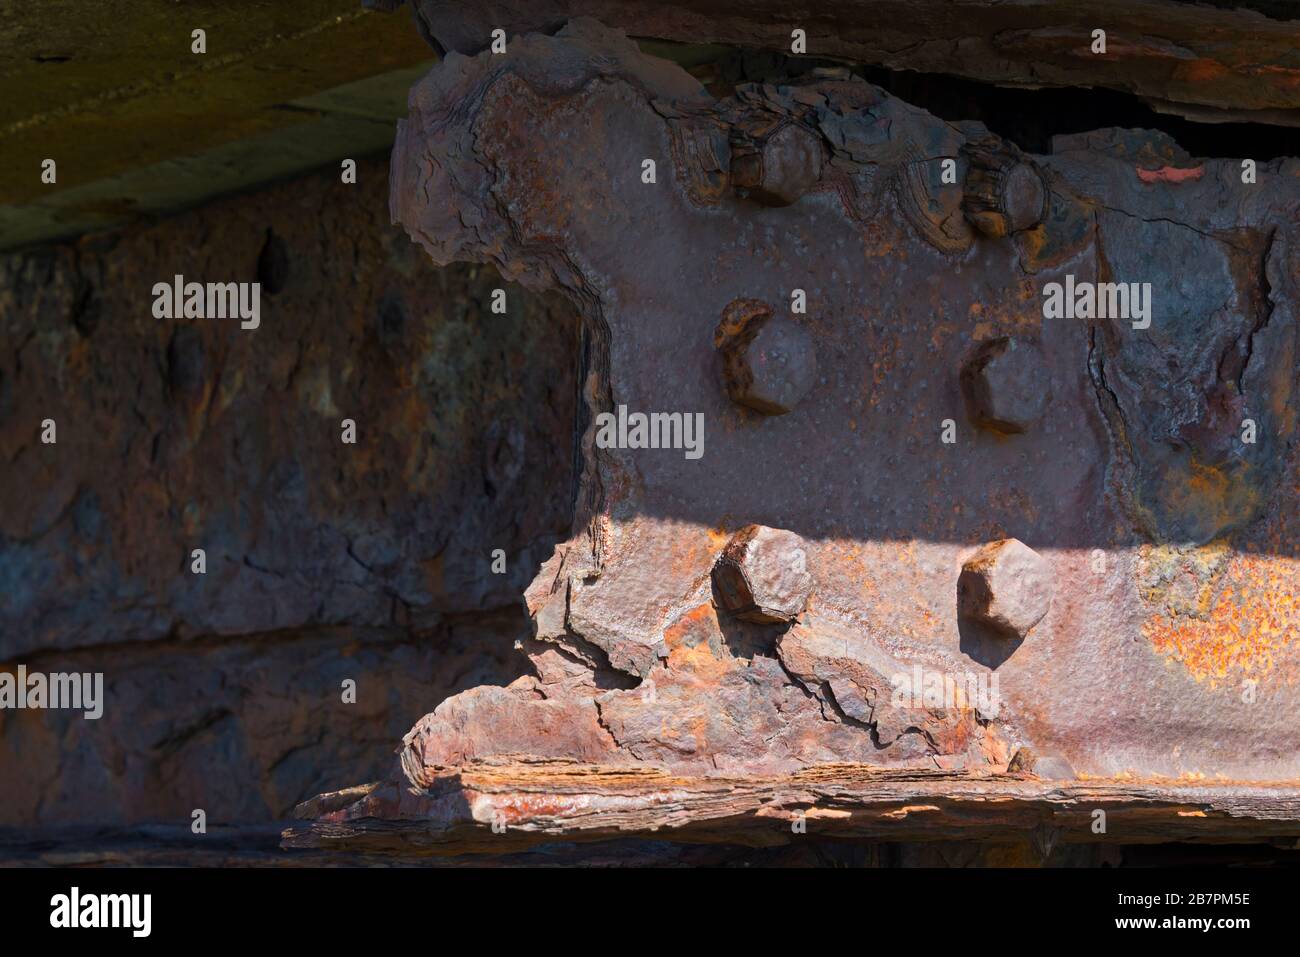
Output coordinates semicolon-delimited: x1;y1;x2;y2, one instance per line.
957;616;1023;671
6;823;1298;867
709;575;788;661
0;155;579;828
699;46;1300;160
854;65;1300;160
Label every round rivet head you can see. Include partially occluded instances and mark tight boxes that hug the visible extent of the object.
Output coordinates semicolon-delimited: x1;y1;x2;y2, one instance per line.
962;139;1048;237
715;298;817;415
961;336;1050;433
998;163;1048;233
731;123;823;207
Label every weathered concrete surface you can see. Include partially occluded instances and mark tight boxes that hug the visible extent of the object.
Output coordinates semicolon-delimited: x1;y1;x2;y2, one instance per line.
308;16;1300;851
408;0;1300;124
0;2;456;250
1;2;432;210
0;157;578;825
0;63;437;252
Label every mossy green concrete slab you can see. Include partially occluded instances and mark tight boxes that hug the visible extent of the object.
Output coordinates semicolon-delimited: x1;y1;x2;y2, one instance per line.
1;2;432;208
1;59;436;251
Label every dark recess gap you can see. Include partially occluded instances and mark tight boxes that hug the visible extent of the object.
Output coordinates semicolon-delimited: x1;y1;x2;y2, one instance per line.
1168;0;1299;21
850;65;1298;160
739;52;1297;160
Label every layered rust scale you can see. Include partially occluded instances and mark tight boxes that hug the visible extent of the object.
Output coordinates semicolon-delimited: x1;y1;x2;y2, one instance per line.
293;15;1300;853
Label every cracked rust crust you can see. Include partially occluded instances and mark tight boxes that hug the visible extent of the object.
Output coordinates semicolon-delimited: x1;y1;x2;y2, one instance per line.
296;17;1300;847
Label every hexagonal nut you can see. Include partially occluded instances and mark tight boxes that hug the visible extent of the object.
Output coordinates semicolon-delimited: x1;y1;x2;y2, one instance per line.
961;336;1050;433
713;524;814;623
958;538;1054;638
715;298;817;415
731;123;823;207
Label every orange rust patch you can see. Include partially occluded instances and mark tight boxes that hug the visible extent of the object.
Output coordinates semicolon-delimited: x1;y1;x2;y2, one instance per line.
1136;165;1205;184
883;804;941;819
1173;59;1232;85
492;793;584;823
663;602;738;679
1158;459;1260;537
1017;223;1049;266
1143;551;1300;685
666;523;718;581
705;521;736;552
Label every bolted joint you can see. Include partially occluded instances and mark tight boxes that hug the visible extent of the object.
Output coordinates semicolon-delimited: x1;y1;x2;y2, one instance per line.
958;538;1054;639
961;336;1050;434
713;524;814;623
715;298;818;415
730;122;824;207
961;135;1048;237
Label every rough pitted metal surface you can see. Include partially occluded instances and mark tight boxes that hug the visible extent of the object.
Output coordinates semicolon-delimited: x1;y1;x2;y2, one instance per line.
384;19;1299;788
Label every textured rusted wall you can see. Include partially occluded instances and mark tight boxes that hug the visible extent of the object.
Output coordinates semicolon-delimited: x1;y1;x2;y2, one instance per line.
0;157;579;826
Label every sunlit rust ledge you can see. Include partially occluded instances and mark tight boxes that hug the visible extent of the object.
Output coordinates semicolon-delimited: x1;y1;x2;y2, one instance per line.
283;759;1300;855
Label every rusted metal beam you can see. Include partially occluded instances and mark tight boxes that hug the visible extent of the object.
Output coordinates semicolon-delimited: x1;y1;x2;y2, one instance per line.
285;760;1300;855
295;16;1300;853
407;0;1300;124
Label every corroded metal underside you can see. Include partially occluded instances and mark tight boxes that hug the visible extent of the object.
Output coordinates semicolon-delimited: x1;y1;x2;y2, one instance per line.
286;761;1300;853
300;18;1300;847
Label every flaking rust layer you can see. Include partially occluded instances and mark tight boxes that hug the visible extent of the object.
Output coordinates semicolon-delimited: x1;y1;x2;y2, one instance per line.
301;19;1300;846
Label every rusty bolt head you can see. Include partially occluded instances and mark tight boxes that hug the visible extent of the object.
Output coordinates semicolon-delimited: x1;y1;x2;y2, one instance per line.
715;298;817;415
999;163;1048;233
958;538;1054;639
713;524;814;623
963;154;1048;238
961;336;1050;433
731;123;823;207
